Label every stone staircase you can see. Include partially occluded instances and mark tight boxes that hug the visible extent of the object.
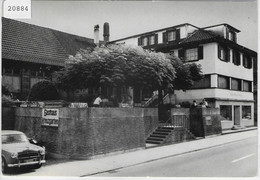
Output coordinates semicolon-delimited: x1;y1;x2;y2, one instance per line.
146;126;174;144
146;125;196;145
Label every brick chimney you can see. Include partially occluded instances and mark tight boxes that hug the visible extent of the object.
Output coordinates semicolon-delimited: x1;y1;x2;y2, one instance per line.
103;22;110;43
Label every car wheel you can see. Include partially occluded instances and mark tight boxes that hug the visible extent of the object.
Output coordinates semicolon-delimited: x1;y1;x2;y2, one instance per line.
2;157;8;174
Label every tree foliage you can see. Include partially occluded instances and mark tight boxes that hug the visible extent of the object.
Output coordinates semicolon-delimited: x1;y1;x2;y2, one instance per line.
28;80;60;101
55;44;202;92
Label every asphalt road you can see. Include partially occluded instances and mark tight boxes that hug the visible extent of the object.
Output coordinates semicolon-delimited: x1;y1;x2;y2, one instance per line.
3;130;257;177
93;136;258;177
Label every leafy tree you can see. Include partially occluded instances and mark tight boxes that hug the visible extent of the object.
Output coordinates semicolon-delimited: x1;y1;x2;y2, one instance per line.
167;55;203;91
55;44;202;105
55;45;176;91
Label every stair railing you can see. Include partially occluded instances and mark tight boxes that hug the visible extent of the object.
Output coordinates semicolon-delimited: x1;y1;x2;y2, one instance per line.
171;115;190;130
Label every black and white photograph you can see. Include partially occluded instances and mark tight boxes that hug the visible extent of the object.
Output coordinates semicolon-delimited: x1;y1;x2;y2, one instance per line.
0;0;258;178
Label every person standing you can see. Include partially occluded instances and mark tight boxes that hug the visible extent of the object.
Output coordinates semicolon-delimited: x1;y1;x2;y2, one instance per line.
191;100;198;108
93;94;102;107
201;98;209;108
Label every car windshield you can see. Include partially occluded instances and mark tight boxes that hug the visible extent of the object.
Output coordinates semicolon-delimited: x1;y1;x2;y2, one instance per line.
2;134;28;144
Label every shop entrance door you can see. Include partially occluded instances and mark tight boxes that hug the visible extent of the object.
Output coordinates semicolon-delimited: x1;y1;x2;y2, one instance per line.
234;106;240;125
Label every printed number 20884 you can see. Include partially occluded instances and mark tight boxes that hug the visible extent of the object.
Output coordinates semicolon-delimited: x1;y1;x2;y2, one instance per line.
8;6;29;11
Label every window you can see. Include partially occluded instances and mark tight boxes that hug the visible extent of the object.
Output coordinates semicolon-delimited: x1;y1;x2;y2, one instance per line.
31;69;37;76
181;46;203;62
220;105;232;121
167;31;176;41
218;75;230;89
4;67;12;74
228;31;237;42
185;48;198;61
233;51;241;66
13;67;21;75
142;37;148;46
243;80;252;92
190;75;210;89
231;78;241;91
218;45;229;62
243;54;252;69
138;34;158;46
242;106;251;120
149;36;155;45
163;29;180;43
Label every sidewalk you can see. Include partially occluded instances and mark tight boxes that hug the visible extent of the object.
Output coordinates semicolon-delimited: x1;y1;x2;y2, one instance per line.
21;128;257;177
222;126;257;135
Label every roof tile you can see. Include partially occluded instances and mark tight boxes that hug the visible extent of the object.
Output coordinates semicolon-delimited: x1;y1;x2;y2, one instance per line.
2;18;96;66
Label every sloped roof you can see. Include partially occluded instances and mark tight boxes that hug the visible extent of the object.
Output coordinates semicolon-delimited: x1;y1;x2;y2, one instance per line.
179;29;219;44
2;17;96;66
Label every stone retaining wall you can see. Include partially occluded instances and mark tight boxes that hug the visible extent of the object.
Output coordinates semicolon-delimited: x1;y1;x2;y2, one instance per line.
14;107;157;159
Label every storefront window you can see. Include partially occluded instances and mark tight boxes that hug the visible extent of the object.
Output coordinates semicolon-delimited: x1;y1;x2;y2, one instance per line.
220;105;232;121
242;106;251;120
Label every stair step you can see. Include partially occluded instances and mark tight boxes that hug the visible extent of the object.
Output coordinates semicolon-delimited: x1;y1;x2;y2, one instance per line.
146;140;162;144
156;129;172;132
150;134;166;138
147;137;164;141
160;127;174;130
153;132;169;135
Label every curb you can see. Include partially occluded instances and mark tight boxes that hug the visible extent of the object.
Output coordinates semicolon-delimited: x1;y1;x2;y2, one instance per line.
221;127;257;135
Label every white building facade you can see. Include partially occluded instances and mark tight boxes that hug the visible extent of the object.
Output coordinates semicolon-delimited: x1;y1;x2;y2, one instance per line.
111;23;257;129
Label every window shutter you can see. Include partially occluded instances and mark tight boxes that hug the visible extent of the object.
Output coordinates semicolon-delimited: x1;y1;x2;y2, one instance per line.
147;36;150;46
234;33;237;43
226;48;230;62
233;51;237;65
178;49;184;60
138;37;142;46
248;57;252;69
155;34;158;44
198;46;203;60
237;52;241;65
176;29;180;40
243;54;246;67
163;32;167;43
226;28;230;39
218;44;221;59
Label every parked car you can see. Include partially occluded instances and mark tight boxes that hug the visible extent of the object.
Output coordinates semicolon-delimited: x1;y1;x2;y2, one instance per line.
1;130;46;173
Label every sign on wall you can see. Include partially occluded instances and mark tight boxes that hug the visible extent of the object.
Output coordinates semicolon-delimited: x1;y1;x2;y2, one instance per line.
42;109;59;127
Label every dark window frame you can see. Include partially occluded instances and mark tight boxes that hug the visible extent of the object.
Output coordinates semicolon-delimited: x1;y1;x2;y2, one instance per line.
243;80;252;92
218;75;230;89
232;50;241;66
242;106;252;120
163;29;180;43
189;74;211;89
178;46;203;62
220;105;232;121
243;54;252;69
218;44;230;62
231;78;242;91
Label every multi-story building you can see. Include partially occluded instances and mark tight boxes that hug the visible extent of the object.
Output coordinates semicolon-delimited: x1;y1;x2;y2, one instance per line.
111;23;257;129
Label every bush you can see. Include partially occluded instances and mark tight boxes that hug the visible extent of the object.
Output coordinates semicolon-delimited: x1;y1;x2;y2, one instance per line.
180;101;191;108
2;95;14;107
28;81;60;101
2;85;11;96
